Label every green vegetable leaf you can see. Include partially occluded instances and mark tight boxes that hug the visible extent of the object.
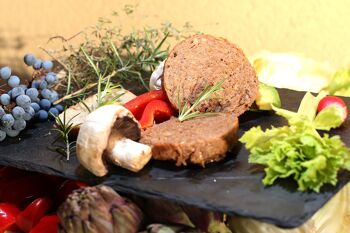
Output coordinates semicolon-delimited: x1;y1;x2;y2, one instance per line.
344;157;350;171
297;91;327;121
272;91;341;131
240;121;350;192
313;105;344;130
272;105;299;123
298;155;327;192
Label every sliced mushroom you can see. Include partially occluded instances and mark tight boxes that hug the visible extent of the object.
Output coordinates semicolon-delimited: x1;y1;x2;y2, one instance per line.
76;104;152;177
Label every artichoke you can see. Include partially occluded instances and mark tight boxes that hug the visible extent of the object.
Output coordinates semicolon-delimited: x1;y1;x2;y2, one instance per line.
58;185;144;233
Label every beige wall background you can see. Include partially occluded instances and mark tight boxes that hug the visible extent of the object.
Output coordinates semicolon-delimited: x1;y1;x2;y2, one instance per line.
1;0;350;75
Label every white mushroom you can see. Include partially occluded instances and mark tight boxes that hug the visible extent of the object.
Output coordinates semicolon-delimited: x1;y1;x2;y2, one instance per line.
149;60;165;90
58;89;136;137
76;104;152;177
107;138;152;172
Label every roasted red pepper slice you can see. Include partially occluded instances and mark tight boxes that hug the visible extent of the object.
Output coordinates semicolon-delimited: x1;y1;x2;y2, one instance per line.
29;215;59;233
16;197;53;232
124;89;168;119
139;99;174;129
55;180;88;207
0;203;20;233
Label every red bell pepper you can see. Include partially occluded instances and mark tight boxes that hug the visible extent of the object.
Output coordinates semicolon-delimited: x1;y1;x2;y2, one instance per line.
139;99;174;129
55;180;88;207
0;203;20;233
124;89;168;119
16;197;53;232
0;175;51;208
29;215;59;233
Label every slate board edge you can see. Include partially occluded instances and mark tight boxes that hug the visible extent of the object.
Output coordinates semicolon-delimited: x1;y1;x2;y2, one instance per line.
103;180;312;228
0;156;75;179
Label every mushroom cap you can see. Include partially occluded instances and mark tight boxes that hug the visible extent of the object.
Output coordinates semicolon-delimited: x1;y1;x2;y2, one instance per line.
76;104;141;176
58;89;136;137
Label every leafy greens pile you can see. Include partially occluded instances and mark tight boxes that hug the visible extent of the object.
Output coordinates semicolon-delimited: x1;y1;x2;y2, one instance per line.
240;92;350;192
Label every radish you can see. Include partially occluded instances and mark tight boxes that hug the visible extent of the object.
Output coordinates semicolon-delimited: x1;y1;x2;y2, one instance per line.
317;96;348;122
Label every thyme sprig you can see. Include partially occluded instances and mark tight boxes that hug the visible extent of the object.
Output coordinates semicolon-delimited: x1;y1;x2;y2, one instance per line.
178;80;225;122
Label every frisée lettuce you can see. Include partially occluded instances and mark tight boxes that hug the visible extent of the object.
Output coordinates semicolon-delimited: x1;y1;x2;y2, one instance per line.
240;92;350;192
240;121;350;192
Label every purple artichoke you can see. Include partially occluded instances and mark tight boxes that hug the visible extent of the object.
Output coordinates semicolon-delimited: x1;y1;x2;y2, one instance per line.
58;185;144;233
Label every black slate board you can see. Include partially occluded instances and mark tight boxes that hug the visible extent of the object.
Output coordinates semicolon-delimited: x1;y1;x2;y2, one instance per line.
1;88;350;228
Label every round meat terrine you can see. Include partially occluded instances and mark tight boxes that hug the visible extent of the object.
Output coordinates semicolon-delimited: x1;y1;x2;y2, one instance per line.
162;34;258;116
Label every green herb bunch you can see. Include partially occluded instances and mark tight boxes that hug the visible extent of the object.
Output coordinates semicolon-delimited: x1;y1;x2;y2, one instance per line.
46;4;198;102
44;5;199;159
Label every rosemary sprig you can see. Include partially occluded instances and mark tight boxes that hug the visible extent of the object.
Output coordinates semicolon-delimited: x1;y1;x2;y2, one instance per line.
78;99;92;113
178;80;225;122
50;110;79;160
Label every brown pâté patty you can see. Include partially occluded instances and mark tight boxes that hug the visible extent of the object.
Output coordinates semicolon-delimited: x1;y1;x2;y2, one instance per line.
140;114;238;166
162;34;258;116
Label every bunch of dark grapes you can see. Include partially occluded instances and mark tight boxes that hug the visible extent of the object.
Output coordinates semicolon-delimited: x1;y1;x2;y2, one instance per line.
0;54;63;141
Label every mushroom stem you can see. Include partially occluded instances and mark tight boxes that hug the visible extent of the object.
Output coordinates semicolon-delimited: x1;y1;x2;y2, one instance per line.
107;138;152;172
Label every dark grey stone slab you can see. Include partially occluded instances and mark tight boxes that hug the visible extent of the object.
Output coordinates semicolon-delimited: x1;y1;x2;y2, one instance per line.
1;89;349;228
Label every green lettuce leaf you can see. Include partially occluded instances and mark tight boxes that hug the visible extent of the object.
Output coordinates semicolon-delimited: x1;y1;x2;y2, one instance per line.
240;121;350;192
271;105;299;123
297;91;327;121
271;91;326;124
251;52;333;93
272;91;343;131
313;105;344;130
